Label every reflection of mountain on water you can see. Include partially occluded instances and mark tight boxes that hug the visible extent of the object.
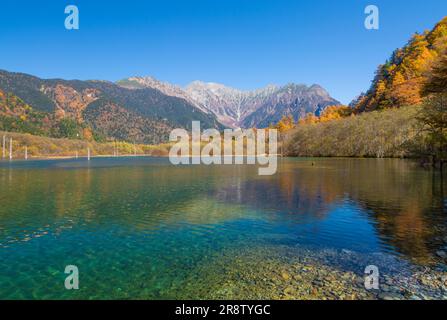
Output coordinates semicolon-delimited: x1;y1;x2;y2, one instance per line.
211;170;333;223
0;158;446;265
0;163;263;240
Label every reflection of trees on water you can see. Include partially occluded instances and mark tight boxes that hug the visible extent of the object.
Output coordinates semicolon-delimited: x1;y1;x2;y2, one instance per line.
338;160;446;264
1;159;446;264
212;169;334;223
0;165;261;238
214;159;447;264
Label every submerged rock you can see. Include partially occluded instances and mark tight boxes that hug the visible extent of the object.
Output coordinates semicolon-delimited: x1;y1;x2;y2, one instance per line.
281;272;291;281
437;251;447;259
166;244;447;300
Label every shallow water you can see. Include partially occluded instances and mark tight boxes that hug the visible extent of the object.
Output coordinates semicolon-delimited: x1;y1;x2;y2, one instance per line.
0;157;446;299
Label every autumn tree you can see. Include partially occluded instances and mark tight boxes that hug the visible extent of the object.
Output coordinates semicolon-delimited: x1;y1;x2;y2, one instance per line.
83;127;94;141
319;105;352;122
296;106;351;126
298;113;318;125
418;51;447;169
422;52;447;96
275;114;295;132
416;94;447;169
354;17;447;112
284;106;419;158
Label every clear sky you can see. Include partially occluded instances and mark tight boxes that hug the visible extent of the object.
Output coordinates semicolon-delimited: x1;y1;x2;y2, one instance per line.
0;0;446;104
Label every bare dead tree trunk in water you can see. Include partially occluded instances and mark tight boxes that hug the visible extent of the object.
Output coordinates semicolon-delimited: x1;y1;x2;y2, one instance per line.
2;135;5;159
279;132;283;157
9;138;12;160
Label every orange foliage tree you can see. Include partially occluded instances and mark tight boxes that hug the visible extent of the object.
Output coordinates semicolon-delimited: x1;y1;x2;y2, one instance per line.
355;17;447;112
275;114;295;132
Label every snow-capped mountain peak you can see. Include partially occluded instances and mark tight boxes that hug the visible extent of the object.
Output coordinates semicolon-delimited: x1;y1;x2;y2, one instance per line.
117;77;340;128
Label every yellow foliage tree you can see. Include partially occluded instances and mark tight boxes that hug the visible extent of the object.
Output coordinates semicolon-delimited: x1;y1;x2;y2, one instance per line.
276;114;295;132
83;127;94;141
319;106;352;122
354;16;447;112
298;113;319;125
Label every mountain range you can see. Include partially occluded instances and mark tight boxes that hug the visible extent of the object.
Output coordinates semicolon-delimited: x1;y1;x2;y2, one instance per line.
119;77;340;128
1;69;340;144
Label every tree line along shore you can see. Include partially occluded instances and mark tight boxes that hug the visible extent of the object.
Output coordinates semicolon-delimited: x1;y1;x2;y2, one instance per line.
0;131;173;159
2;17;447;166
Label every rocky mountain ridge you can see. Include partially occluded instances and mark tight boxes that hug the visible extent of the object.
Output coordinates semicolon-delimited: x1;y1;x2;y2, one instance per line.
120;77;340;128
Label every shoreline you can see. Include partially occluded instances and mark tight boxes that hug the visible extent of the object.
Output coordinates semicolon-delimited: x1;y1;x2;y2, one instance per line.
0;155;420;162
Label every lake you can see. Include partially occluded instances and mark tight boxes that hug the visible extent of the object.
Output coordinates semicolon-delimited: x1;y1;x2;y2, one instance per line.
0;157;446;299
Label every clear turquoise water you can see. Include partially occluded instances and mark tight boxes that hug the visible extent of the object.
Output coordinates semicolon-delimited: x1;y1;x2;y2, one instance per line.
0;157;446;299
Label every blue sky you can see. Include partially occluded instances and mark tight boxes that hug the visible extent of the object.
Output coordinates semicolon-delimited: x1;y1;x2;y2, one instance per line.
0;0;446;104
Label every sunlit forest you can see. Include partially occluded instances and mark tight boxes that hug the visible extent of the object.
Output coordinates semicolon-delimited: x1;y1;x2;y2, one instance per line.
281;17;447;167
284;106;419;158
